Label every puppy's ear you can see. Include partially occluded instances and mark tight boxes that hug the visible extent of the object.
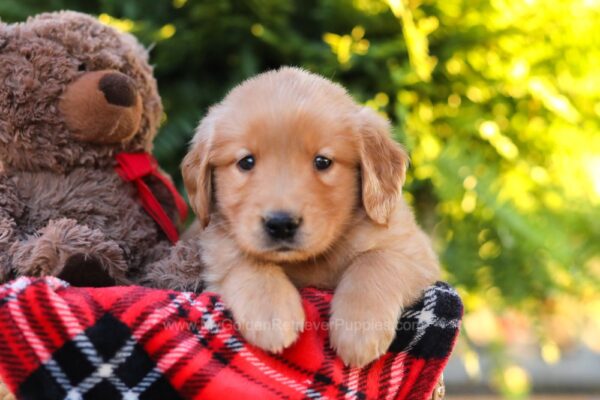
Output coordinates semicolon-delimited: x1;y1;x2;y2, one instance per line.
182;117;214;228
358;107;409;225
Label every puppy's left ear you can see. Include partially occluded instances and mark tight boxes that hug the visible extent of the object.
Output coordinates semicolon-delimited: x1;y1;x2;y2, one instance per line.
358;107;409;225
182;117;214;228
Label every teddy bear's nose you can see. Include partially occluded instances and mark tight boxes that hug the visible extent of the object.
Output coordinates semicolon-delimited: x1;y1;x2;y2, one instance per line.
98;73;137;107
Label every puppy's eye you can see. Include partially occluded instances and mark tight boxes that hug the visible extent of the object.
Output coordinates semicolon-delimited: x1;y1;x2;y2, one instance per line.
78;63;87;72
237;155;255;171
314;155;332;171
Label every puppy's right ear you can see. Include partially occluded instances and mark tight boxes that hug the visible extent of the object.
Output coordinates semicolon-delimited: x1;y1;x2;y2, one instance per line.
358;107;409;225
182;117;214;228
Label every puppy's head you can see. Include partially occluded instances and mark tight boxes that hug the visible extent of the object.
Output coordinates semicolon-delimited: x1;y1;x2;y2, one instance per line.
183;67;408;262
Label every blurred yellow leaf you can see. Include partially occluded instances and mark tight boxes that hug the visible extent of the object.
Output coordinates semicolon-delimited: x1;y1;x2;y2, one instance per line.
159;24;176;40
502;365;531;397
463;349;482;379
464;308;500;345
97;13;134;32
386;0;437;81
541;340;561;364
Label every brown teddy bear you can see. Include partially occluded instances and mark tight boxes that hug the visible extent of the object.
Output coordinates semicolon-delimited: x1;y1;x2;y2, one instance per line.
0;11;190;287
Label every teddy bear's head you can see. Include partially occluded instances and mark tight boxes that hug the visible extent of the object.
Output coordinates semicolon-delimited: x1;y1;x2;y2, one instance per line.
0;11;162;172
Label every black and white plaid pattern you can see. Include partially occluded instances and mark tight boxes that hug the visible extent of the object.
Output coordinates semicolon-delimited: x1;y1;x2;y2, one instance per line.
20;314;181;400
389;282;463;358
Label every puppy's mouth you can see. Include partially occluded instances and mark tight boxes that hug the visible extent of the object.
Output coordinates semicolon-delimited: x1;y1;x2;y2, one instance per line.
264;241;298;253
274;245;294;252
263;236;301;254
254;241;309;262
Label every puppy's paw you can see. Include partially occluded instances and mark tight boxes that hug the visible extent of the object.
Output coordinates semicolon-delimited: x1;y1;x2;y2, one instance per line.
226;279;305;353
329;302;398;367
236;290;305;353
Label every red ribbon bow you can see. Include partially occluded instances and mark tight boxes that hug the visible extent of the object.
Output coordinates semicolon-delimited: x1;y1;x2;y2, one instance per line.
115;152;188;243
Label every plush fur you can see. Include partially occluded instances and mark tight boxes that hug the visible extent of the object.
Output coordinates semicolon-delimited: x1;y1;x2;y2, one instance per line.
174;67;440;367
0;12;183;286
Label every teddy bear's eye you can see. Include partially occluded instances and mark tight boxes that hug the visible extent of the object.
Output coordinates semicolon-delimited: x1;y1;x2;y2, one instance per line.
78;63;87;72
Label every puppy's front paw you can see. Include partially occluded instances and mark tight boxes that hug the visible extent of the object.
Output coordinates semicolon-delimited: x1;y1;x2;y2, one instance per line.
329;302;398;367
226;278;305;353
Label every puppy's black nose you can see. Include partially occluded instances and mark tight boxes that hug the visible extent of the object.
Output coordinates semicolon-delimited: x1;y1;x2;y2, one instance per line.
263;211;301;241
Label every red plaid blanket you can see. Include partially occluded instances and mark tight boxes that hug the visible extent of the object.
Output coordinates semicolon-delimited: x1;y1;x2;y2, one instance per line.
0;277;461;399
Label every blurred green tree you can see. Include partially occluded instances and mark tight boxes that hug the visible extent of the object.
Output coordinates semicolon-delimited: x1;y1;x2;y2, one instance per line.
2;0;599;395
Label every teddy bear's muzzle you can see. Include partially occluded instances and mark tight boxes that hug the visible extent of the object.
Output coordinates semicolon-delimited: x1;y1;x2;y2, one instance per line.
59;70;143;144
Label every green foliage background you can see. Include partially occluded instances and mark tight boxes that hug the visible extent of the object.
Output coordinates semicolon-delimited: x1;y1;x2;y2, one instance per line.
2;0;600;394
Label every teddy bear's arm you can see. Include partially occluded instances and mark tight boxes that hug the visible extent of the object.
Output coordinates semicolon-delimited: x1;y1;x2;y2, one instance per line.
139;239;205;292
0;176;25;282
0;175;132;286
0;211;17;283
10;218;131;286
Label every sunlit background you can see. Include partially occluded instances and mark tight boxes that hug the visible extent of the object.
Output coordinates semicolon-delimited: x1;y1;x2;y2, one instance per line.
2;0;599;397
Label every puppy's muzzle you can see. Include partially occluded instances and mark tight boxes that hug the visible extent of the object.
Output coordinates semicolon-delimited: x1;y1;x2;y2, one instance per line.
263;211;302;241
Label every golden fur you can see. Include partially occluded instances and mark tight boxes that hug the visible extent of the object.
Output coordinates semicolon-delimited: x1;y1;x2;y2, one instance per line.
183;67;440;366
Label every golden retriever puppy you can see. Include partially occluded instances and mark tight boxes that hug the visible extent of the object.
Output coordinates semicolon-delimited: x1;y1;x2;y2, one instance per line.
182;67;439;367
